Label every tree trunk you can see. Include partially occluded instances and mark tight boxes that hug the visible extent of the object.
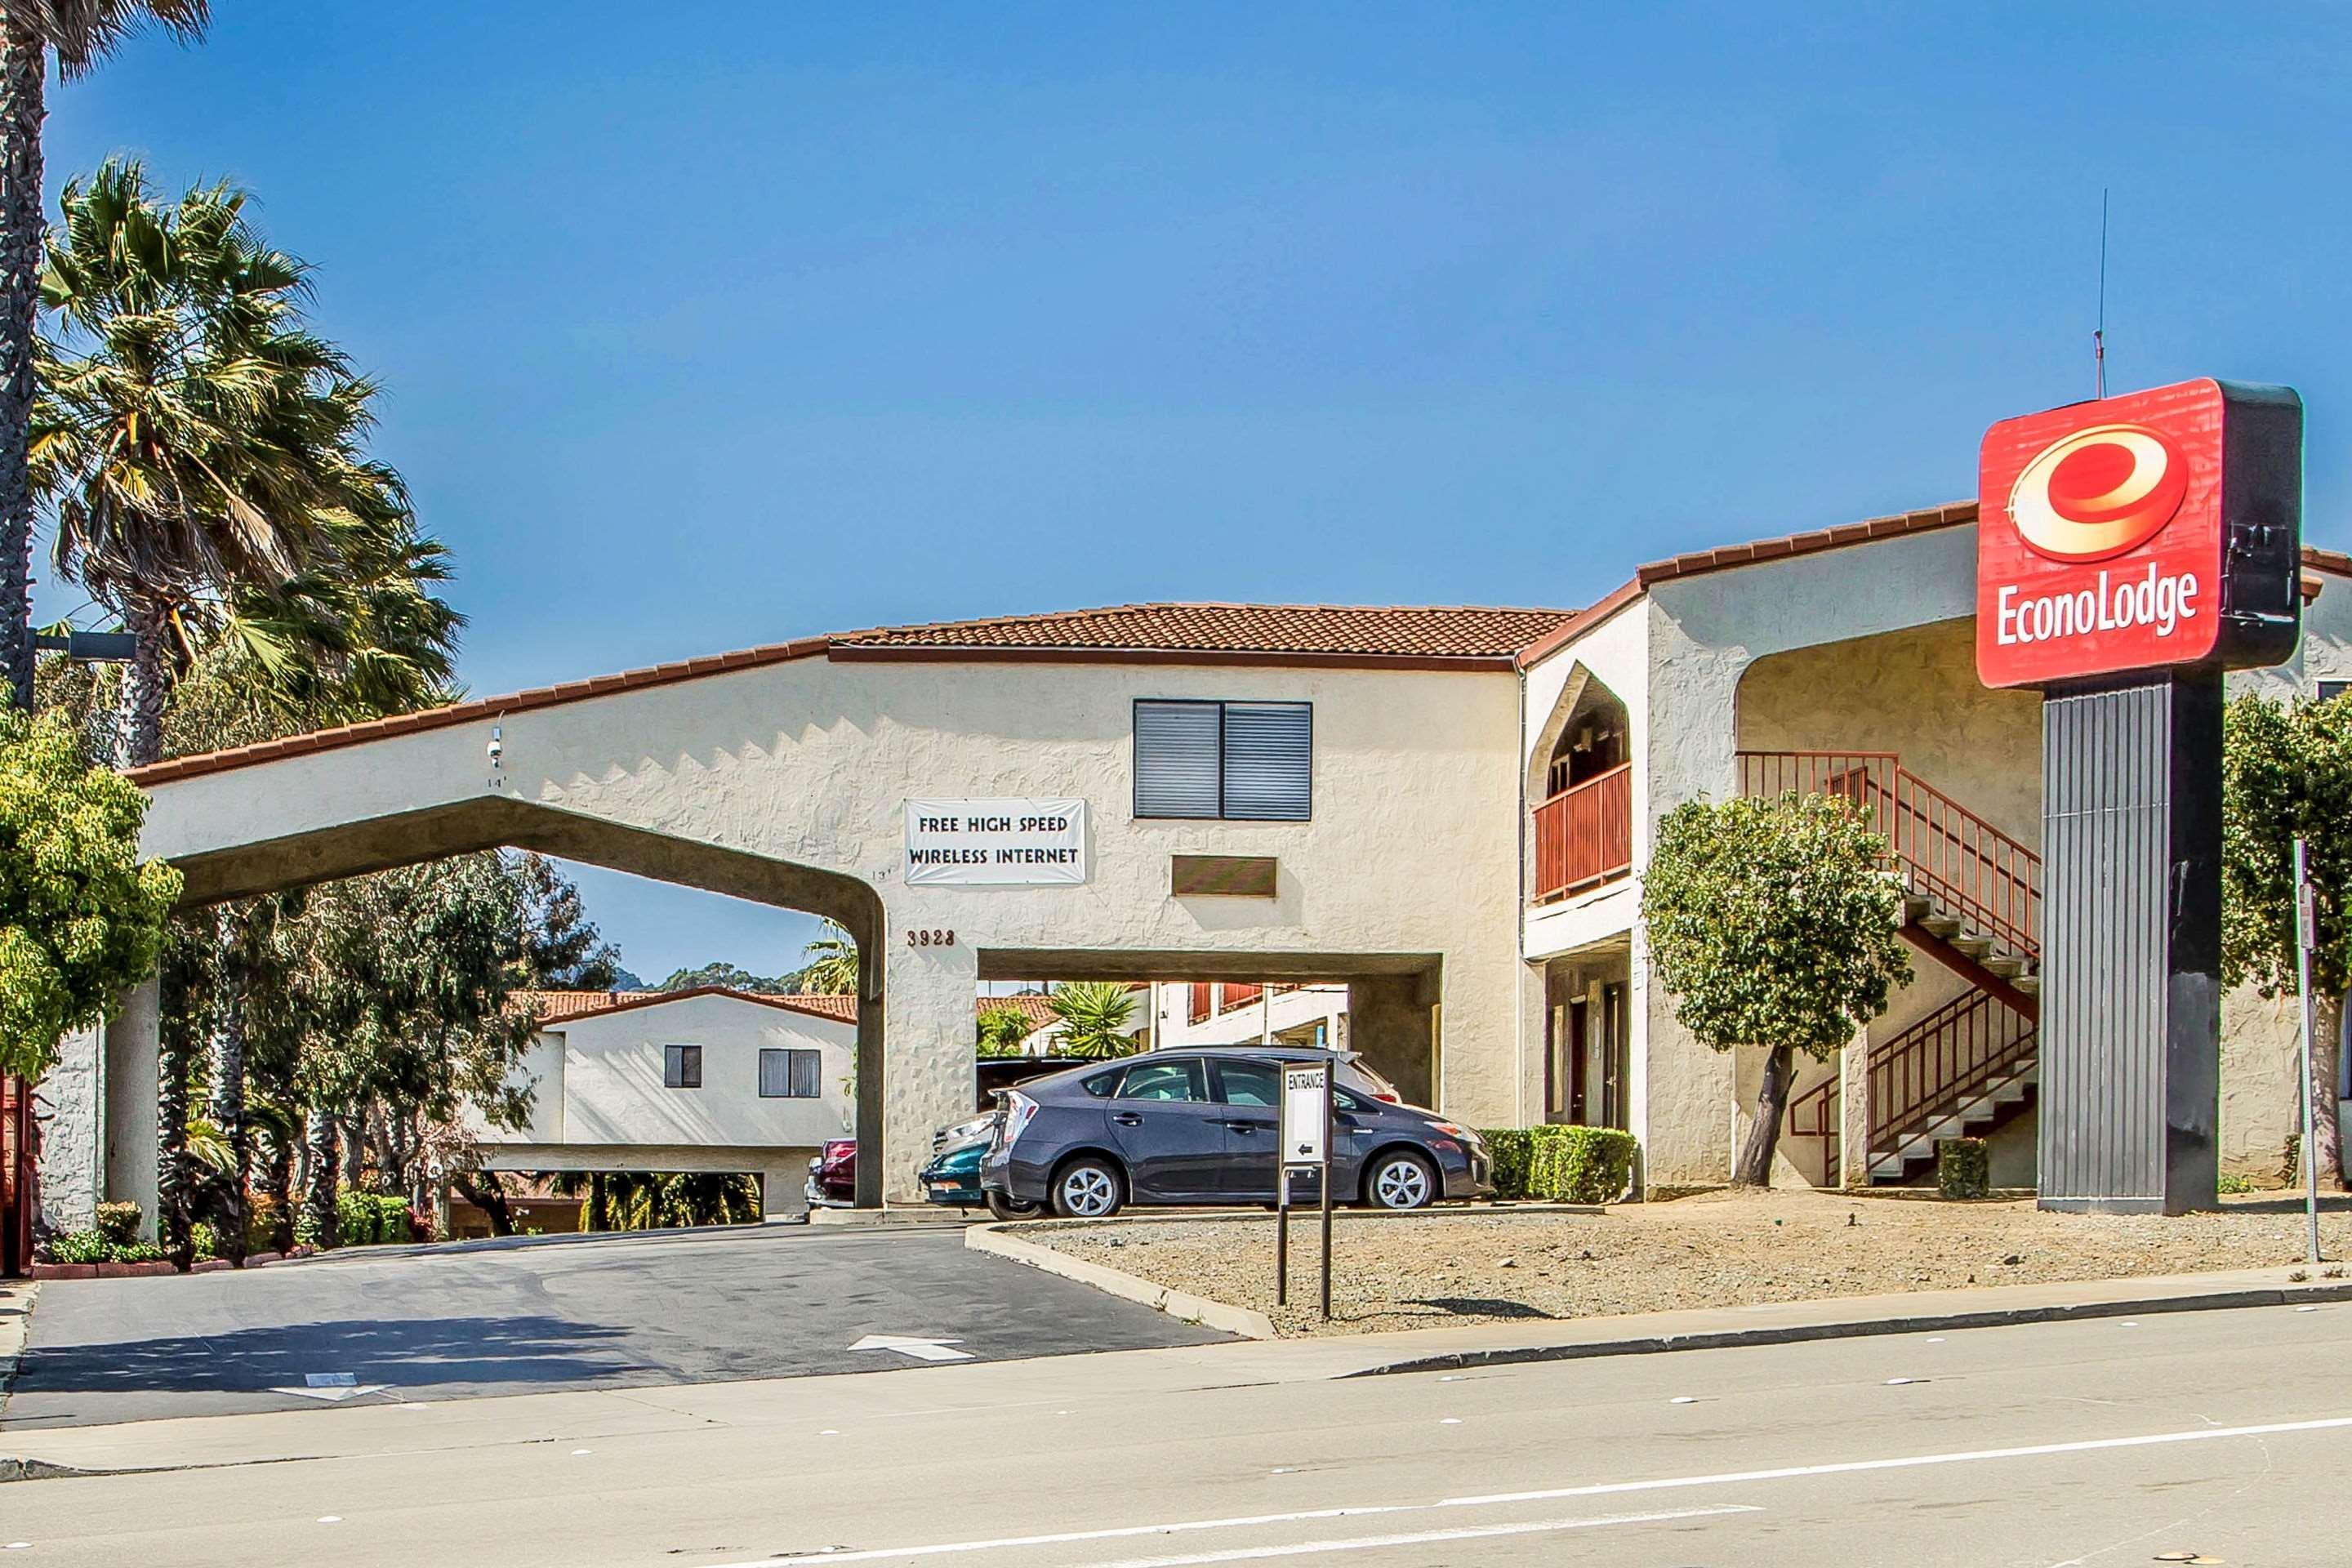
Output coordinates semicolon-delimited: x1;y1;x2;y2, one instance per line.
453;1172;514;1237
338;1112;365;1187
156;1037;194;1269
1734;1043;1797;1187
261;1118;296;1254
588;1171;607;1233
0;19;45;711
110;595;171;769
203;969;249;1263
2307;991;2347;1194
299;1108;339;1248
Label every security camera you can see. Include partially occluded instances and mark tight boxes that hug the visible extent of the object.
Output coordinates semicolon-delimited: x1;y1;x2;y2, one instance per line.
487;726;504;766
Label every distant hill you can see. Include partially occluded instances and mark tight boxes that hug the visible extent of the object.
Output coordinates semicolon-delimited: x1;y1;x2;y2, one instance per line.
607;967;645;991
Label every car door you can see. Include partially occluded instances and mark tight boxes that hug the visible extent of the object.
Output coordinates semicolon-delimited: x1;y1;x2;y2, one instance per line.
1329;1086;1385;1200
1105;1057;1226;1201
1209;1058;1284;1200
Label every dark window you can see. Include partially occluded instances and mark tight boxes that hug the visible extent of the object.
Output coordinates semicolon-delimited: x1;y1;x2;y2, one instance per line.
760;1048;822;1098
1115;1058;1209;1102
2320;679;2350;705
1134;700;1312;821
1079;1069;1121;1098
1214;1061;1281;1107
664;1045;702;1090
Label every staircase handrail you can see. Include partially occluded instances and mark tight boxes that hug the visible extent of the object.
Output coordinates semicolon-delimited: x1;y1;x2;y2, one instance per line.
1868;988;2038;1156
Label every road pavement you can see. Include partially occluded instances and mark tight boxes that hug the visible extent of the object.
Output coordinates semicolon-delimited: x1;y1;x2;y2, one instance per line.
0;1222;1226;1428
2;1292;2346;1565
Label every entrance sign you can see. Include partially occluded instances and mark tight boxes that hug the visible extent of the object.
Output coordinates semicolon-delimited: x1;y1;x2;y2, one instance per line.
1977;378;2302;688
1280;1062;1330;1165
903;800;1088;886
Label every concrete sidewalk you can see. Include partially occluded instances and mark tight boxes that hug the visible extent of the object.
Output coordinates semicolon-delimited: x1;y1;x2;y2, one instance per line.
6;1261;2346;1478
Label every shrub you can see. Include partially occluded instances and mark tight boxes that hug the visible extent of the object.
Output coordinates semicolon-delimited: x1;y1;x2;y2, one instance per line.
93;1200;143;1249
189;1221;221;1261
1936;1137;1990;1200
2217;1171;2256;1196
1527;1125;1638;1204
330;1189;416;1246
246;1192;285;1254
1478;1129;1534;1199
40;1228;110;1264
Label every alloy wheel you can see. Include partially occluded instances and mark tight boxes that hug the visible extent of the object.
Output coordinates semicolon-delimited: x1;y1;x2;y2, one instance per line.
1060;1165;1118;1217
1373;1156;1432;1209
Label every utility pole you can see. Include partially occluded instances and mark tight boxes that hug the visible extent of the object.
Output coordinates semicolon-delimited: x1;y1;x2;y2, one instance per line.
2295;838;2323;1264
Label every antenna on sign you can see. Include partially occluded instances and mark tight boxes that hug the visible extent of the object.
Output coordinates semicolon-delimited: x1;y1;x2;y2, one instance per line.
2093;188;2109;400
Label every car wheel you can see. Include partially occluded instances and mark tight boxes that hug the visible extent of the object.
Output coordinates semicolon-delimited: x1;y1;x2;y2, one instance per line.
1052;1157;1125;1218
985;1190;1042;1222
1365;1150;1437;1210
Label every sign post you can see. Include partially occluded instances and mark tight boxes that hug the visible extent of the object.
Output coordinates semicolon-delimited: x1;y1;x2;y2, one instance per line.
2296;838;2323;1265
1278;1061;1332;1318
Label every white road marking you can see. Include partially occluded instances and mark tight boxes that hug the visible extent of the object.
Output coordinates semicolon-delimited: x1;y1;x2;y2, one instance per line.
1445;1414;2352;1508
850;1334;975;1363
1070;1506;1760;1567
739;1414;2352;1568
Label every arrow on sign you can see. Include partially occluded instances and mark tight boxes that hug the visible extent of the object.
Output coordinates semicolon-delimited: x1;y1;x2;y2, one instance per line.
270;1382;390;1403
849;1333;974;1363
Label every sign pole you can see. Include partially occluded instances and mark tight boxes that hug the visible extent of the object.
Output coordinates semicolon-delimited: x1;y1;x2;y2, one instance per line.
2296;838;2323;1265
1316;1071;1335;1316
1275;1156;1290;1307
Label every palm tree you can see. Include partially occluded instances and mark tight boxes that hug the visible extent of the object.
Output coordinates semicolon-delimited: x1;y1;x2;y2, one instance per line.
33;161;401;766
1048;982;1142;1060
795;919;859;996
1;2;210;710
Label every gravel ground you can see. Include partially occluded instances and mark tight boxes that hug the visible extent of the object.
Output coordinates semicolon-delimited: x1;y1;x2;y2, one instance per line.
1026;1189;2352;1336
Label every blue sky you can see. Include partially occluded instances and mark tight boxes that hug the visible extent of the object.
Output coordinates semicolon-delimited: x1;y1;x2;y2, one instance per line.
38;4;2352;980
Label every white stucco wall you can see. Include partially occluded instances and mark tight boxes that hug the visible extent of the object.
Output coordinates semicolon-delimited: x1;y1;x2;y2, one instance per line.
132;655;1527;1199
1152;982;1349;1051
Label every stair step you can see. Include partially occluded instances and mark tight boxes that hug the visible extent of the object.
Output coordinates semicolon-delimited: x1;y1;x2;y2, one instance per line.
1919;914;1962;938
2011;973;2041;996
1904;894;1931;922
1951;933;1994;959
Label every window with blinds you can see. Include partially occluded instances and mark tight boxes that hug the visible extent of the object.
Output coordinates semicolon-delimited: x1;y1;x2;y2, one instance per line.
1134;700;1312;821
760;1048;822;1098
664;1045;702;1089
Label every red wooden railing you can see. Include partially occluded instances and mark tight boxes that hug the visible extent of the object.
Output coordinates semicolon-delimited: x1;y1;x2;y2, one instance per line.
1788;1073;1839;1182
1532;763;1634;902
1219;982;1263;1013
1187;982;1213;1025
2;1075;32;1278
1735;751;2041;961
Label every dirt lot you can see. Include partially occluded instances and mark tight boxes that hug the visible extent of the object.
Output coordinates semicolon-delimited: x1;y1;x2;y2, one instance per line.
1026;1188;2352;1336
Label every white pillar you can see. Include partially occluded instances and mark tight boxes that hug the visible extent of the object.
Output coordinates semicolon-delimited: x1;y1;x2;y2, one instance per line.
35;1021;106;1234
880;931;978;1206
103;977;163;1240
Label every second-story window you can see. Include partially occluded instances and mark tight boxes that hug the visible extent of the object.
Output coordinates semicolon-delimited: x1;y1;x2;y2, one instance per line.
1134;699;1312;821
664;1045;702;1089
759;1048;822;1098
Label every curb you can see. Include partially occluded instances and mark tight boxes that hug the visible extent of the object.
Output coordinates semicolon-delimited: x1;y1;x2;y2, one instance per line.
1339;1277;2352;1378
992;1202;1604;1239
964;1223;1276;1339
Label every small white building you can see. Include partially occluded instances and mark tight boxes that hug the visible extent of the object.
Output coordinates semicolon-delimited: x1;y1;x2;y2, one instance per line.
1150;982;1348;1052
466;986;857;1218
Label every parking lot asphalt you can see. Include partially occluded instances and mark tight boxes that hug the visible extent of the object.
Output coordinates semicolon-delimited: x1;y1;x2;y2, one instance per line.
0;1222;1229;1430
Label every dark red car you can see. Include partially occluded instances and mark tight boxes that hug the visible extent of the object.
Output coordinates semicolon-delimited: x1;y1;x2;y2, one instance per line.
804;1057;1090;1207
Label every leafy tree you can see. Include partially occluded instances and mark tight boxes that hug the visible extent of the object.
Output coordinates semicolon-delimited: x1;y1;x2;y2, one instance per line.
33;161;411;765
1049;982;1142;1060
1639;793;1913;1186
791;919;859;996
0;707;180;1080
1;2;212;709
976;1004;1034;1058
2222;690;2352;1192
657;960;789;994
514;853;622;990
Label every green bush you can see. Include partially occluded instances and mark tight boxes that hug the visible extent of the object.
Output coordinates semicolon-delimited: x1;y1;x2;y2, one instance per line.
1936;1137;1990;1200
330;1189;415;1246
189;1221;221;1261
1478;1129;1534;1198
93;1200;143;1248
246;1192;285;1254
38;1227;165;1265
1527;1125;1638;1203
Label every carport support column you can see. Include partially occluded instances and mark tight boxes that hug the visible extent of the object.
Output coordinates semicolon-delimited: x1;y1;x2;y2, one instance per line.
2037;672;2223;1215
875;933;979;1207
102;976;163;1240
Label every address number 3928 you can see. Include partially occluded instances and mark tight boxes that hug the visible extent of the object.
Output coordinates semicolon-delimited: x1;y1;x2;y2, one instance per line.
906;929;956;947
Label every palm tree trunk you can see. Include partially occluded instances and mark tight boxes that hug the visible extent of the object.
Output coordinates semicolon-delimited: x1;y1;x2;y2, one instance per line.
156;1035;194;1268
203;969;248;1264
261;1117;295;1253
298;1108;339;1248
111;595;171;768
588;1171;607;1233
338;1111;365;1187
0;18;45;711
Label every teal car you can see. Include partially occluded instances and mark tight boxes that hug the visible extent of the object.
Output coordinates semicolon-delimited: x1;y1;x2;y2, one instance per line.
920;1131;1040;1219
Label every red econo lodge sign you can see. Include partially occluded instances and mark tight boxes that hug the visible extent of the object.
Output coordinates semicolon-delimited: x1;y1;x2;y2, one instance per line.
1976;378;2303;688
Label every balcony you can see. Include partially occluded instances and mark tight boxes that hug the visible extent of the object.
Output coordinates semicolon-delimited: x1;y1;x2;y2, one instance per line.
1531;762;1633;903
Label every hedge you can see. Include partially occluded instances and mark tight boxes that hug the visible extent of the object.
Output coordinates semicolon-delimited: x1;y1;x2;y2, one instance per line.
333;1190;416;1245
1936;1137;1990;1200
1476;1125;1639;1204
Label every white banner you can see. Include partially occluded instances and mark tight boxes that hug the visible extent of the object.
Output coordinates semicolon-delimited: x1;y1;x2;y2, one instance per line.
904;799;1089;886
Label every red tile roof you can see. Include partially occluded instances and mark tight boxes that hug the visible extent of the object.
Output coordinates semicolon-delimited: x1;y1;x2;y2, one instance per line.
829;603;1570;663
519;987;1084;1030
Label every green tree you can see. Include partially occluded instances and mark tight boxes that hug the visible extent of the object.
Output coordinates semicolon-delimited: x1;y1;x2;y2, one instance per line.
33;161;408;765
2222;689;2352;1192
792;919;859;996
514;853;622;990
1;2;211;710
657;960;788;994
0;707;180;1080
1048;982;1141;1060
1639;793;1913;1186
976;1003;1033;1058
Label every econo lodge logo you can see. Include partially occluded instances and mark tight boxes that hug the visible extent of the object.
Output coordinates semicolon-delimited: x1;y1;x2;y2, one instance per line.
2007;422;2189;562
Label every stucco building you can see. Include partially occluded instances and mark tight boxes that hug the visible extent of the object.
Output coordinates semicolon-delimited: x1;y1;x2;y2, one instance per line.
35;500;2352;1226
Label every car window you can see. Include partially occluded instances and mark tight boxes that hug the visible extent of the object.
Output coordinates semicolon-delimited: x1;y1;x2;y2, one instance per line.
1334;1087;1375;1113
1078;1069;1120;1098
1116;1058;1208;1102
1215;1061;1281;1107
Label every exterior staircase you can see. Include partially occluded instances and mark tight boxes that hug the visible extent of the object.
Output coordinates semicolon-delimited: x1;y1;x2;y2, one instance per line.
1738;751;2041;1186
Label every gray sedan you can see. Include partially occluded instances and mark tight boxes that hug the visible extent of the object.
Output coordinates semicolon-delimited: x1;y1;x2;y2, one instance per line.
979;1047;1494;1218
